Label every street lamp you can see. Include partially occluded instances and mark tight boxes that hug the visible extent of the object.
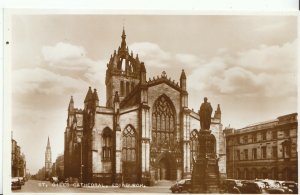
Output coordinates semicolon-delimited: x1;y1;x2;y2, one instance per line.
77;137;83;188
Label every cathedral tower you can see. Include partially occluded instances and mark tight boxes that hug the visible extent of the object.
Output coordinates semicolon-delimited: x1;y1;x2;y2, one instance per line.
105;28;146;107
45;136;52;179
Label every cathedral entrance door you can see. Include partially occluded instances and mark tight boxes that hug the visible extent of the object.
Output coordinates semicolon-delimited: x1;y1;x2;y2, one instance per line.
158;157;170;180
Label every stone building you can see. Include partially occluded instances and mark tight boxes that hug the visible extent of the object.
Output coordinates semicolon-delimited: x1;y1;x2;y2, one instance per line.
64;29;226;185
11;138;26;177
55;154;64;180
225;113;298;181
45;137;52;179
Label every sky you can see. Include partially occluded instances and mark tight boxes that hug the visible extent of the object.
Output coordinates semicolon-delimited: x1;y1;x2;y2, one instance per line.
9;14;297;174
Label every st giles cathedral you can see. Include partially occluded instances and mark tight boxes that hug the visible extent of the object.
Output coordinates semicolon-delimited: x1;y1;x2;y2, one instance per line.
64;29;226;185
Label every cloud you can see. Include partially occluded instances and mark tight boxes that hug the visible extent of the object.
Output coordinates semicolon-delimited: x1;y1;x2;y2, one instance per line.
42;42;98;72
188;40;297;98
12;67;89;95
237;41;297;73
41;42;107;91
129;42;171;67
175;53;204;68
42;42;86;63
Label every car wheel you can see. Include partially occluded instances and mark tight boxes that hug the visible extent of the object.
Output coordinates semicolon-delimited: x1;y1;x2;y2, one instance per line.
178;188;182;193
171;190;175;193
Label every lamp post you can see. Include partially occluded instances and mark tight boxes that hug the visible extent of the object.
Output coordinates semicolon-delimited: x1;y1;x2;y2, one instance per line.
77;137;83;188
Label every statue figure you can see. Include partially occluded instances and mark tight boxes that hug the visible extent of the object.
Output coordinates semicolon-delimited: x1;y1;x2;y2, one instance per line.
199;97;213;130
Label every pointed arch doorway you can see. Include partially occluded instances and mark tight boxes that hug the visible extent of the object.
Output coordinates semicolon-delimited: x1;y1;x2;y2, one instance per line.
154;151;177;181
158;156;170;180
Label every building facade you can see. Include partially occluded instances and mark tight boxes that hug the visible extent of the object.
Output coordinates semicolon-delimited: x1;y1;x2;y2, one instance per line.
64;29;226;185
11;139;26;177
45;137;52;179
225;113;298;181
55;154;64;180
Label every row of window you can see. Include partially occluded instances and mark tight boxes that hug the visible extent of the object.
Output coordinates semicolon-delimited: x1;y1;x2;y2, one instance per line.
230;129;290;145
228;144;291;161
120;81;135;96
101;125;137;161
232;167;293;181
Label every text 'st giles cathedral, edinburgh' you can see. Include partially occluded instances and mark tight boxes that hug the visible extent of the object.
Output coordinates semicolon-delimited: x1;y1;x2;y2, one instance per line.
64;29;226;185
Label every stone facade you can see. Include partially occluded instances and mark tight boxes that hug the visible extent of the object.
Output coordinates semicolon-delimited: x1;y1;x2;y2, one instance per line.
224;113;298;181
55;154;64;180
64;29;226;185
11;139;26;177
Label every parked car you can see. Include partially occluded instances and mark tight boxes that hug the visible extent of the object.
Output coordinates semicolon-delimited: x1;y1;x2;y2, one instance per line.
240;181;267;194
257;179;293;194
11;177;22;190
281;181;298;194
18;177;25;185
265;187;291;194
170;179;192;193
50;177;59;184
257;179;278;189
223;179;243;193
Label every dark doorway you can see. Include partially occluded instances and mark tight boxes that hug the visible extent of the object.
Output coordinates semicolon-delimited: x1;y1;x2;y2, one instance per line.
159;158;170;180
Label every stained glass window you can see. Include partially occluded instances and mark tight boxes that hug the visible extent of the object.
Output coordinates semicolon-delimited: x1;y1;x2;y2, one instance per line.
152;95;176;149
122;125;136;162
102;127;112;161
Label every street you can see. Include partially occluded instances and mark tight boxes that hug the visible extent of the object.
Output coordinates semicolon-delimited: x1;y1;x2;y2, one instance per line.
13;180;172;193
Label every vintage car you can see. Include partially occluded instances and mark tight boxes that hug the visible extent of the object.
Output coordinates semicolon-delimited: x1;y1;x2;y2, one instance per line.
223;179;243;193
18;177;25;185
240;181;268;194
281;181;298;194
50;176;59;184
170;179;192;193
11;177;22;190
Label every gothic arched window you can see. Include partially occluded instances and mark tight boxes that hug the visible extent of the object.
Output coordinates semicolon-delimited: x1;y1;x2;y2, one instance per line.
120;81;124;96
152;95;176;150
122;125;136;162
102;127;113;161
190;129;198;171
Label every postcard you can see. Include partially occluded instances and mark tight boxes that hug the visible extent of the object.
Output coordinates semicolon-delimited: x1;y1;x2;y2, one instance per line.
4;10;298;194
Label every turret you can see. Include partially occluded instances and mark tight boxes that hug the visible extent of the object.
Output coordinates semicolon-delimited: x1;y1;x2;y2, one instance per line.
180;69;188;108
214;104;221;120
180;69;187;91
93;88;99;106
68;96;74;112
84;87;93;103
140;62;147;84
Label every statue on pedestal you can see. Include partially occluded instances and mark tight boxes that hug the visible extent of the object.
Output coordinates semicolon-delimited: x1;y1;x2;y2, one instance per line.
191;97;220;193
199;97;213;130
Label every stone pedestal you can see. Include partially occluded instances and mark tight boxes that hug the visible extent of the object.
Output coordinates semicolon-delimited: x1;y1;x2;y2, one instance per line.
191;129;220;193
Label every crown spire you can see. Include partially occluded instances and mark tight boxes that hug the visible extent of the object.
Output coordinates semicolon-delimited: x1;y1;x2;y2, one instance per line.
121;27;127;49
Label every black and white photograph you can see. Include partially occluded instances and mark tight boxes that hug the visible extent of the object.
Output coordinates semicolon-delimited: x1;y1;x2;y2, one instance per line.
4;11;298;194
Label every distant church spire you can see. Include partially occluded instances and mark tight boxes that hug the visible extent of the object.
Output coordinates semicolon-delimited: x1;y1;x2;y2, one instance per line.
47;136;50;148
45;136;52;179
